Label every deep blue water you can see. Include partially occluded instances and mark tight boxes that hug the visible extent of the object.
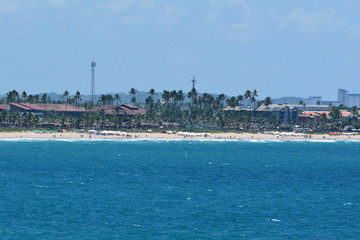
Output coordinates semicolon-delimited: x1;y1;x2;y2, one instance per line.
0;139;360;239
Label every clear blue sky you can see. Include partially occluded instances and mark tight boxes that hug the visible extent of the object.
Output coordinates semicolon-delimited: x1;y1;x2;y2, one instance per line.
1;0;360;100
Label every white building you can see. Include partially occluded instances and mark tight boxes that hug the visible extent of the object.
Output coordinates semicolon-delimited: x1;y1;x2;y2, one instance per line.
349;94;360;108
338;89;349;106
303;96;322;105
338;89;360;107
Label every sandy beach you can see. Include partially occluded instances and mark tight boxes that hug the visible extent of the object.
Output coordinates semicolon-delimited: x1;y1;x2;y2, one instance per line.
0;131;359;141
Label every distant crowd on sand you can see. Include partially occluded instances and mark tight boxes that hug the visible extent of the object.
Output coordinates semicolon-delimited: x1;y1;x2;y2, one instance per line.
2;131;360;141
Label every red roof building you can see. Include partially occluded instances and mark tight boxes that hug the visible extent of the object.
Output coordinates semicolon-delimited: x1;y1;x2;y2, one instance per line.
9;103;87;117
0;104;9;111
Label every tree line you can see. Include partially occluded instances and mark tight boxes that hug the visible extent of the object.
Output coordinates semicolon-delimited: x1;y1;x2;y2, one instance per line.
0;88;359;132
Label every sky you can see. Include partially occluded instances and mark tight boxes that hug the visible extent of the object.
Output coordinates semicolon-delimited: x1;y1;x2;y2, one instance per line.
1;0;360;100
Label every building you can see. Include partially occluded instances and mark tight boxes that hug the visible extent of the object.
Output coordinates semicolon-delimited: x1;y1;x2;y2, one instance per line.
303;96;322;105
299;111;353;123
9;103;86;117
224;104;299;124
348;94;360;108
285;104;330;112
321;101;341;107
91;104;146;116
255;104;299;124
337;89;360;107
338;89;349;106
0;104;9;111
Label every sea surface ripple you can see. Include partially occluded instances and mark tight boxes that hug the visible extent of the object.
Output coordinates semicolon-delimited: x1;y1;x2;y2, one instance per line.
0;140;359;239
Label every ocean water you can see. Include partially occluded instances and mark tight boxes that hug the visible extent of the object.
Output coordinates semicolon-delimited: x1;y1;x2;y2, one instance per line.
0;139;359;239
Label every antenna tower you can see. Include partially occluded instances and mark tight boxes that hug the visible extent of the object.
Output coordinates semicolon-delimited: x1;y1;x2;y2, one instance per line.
191;75;197;89
91;61;96;107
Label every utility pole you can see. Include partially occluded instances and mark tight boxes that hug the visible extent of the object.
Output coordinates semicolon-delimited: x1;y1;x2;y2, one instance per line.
91;61;96;108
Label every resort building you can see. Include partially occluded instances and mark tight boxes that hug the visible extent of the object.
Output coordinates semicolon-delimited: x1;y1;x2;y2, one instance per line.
224;104;299;124
9;103;87;117
0;104;9;111
284;104;330;112
91;104;146;116
255;104;299;124
299;111;353;123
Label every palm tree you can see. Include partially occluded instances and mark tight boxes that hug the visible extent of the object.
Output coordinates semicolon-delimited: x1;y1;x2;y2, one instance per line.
27;95;35;106
75;91;82;109
6;90;19;103
129;88;138;103
264;96;272;106
237;95;244;107
22;91;27;103
63;90;69;112
244;90;251;107
217;93;226;108
41;93;48;110
251;89;258;109
114;94;121;105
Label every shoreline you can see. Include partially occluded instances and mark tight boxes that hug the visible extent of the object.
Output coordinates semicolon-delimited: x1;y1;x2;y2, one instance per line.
0;131;359;141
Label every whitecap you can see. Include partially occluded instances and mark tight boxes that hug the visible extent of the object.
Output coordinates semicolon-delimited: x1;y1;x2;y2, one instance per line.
270;218;281;222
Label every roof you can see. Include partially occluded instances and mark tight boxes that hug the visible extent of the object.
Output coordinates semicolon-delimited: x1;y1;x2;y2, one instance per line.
301;111;352;117
303;111;330;116
10;103;86;112
0;104;9;110
256;104;295;111
91;104;146;115
223;106;253;111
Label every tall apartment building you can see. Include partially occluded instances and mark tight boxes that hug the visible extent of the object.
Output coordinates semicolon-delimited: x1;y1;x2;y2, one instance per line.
349;94;360;107
338;89;349;106
338;89;360;107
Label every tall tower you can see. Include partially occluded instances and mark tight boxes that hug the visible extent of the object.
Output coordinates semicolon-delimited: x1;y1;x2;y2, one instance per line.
191;75;197;90
338;89;348;107
91;61;96;107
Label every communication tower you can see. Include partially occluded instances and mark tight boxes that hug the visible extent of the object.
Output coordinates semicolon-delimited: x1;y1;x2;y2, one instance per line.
91;61;96;107
191;75;197;90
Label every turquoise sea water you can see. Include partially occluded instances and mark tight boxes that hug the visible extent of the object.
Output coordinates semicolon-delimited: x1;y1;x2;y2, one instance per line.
0;139;360;239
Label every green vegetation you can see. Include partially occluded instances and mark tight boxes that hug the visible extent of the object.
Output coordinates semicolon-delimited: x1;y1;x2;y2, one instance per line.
1;89;359;132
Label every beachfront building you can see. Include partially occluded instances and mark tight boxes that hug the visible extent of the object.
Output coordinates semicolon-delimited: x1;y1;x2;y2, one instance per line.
0;104;9;111
285;104;330;112
9;103;87;117
91;104;146;116
224;104;299;124
255;104;299;125
223;106;253;112
299;111;353;123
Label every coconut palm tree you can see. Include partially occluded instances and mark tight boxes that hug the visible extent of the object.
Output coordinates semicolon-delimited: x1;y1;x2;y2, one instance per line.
251;89;258;109
129;88;138;105
244;90;251;107
74;91;82;109
114;94;121;105
41;93;48;110
21;91;27;103
63;90;70;112
6;90;19;103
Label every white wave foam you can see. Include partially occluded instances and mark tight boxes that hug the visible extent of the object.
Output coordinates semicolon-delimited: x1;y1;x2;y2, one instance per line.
270;218;281;222
0;137;359;143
